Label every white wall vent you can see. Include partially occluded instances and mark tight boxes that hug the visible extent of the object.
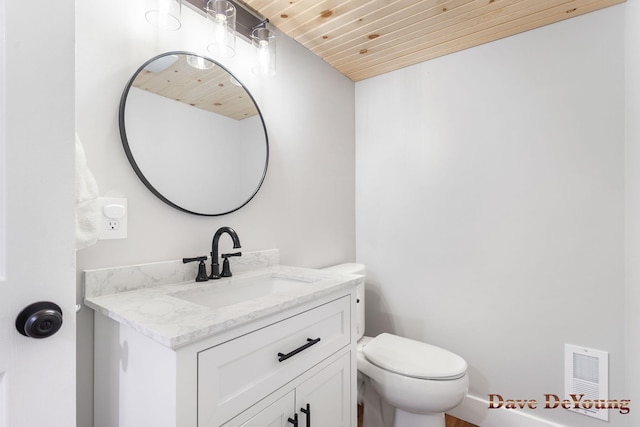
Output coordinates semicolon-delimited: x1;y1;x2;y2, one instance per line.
564;344;609;421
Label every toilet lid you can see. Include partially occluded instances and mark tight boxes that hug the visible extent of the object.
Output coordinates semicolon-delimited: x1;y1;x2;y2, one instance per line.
362;333;467;380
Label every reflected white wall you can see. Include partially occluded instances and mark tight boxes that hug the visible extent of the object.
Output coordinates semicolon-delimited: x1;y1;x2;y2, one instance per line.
126;87;252;212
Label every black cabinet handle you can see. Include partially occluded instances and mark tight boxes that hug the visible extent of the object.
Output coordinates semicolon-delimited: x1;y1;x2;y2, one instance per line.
278;338;321;362
301;403;311;427
288;413;298;426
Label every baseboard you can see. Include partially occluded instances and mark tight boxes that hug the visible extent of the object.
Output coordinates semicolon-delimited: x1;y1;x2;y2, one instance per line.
447;395;567;427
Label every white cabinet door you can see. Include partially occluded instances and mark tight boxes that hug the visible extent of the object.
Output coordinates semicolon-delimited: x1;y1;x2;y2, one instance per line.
296;353;351;427
224;352;353;427
224;390;296;427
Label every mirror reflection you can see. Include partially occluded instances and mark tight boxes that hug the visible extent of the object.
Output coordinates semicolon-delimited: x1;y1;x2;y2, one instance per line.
119;52;268;216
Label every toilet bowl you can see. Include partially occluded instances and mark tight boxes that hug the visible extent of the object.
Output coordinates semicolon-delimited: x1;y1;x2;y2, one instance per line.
324;263;469;427
358;334;468;426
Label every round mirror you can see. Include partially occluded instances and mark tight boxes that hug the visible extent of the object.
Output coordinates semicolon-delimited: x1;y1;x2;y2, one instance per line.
119;51;269;216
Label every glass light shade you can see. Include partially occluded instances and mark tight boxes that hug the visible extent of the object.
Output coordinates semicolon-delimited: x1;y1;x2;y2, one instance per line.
186;55;215;70
206;0;236;58
252;27;276;76
145;0;182;31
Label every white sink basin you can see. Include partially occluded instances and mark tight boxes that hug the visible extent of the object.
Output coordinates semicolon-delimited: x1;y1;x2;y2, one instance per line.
172;274;314;310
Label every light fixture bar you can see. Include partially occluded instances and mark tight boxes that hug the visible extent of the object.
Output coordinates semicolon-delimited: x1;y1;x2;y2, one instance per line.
184;0;267;41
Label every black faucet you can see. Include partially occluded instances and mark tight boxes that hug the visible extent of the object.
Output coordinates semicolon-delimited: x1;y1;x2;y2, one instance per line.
209;226;242;279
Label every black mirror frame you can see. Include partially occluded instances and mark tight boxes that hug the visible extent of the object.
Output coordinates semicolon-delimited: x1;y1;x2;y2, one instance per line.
118;51;269;216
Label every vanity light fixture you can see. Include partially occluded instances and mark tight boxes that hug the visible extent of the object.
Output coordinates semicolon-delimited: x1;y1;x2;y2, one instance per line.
251;27;275;76
186;54;215;70
206;0;236;58
147;0;276;75
145;0;182;31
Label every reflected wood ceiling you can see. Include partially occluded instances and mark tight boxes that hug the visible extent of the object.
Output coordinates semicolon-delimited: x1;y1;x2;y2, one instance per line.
241;0;625;81
133;54;258;120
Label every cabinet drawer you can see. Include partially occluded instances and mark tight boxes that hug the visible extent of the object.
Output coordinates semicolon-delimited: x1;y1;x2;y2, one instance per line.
198;296;351;426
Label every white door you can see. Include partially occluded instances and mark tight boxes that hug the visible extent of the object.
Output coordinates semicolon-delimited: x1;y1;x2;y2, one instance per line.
0;1;76;426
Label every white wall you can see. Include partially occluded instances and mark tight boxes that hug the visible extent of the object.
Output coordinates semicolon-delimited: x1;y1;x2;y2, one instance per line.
356;6;626;427
75;2;355;425
625;1;640;426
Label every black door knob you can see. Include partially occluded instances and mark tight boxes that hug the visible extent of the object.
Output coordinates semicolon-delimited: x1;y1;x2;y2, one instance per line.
15;302;63;338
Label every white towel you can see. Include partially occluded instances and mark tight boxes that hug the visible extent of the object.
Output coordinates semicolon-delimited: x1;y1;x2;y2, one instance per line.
75;134;99;250
359;372;395;427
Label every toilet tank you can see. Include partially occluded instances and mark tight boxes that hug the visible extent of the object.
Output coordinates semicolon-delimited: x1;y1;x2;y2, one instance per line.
323;263;366;341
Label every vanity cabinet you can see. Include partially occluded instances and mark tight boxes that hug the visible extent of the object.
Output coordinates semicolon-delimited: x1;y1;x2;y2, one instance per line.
294;352;351;426
93;290;356;427
227;390;296;427
223;353;350;427
199;296;350;424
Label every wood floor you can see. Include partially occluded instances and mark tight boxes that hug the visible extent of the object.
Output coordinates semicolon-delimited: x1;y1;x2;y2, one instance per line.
445;414;479;427
357;404;478;427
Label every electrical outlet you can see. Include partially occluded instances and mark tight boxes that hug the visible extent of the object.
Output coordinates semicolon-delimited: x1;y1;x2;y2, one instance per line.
98;197;128;240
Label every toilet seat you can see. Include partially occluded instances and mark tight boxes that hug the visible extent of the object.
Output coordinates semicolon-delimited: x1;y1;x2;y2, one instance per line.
363;333;467;380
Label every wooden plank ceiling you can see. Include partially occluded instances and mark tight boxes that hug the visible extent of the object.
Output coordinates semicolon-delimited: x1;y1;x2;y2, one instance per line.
133;54;258;120
242;0;625;81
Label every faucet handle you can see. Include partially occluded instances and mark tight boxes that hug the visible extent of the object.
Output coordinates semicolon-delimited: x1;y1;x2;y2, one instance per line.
220;252;242;277
221;252;242;258
182;256;209;282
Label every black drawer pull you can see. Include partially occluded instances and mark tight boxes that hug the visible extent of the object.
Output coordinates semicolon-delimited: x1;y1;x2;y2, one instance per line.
301;403;311;427
288;414;298;426
278;338;321;362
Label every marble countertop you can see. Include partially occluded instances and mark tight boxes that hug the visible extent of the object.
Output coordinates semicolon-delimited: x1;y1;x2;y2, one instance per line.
84;257;362;349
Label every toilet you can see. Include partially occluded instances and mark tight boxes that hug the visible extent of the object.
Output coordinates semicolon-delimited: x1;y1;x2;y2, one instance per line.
324;263;469;427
